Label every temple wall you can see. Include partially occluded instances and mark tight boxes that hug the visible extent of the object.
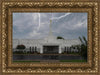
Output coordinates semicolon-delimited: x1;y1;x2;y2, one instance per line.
13;39;82;53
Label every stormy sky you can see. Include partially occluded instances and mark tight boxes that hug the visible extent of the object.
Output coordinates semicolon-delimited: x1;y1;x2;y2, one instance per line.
13;12;87;39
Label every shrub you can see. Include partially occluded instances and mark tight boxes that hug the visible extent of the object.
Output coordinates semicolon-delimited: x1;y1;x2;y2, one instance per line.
16;44;26;49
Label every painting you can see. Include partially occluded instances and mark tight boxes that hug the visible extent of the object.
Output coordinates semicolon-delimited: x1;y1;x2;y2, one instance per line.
13;12;88;62
1;1;99;74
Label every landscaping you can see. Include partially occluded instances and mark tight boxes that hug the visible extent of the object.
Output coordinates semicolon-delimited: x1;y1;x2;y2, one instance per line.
60;59;87;62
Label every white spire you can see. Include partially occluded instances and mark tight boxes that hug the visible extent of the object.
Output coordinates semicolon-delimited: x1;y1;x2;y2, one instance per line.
18;39;20;45
44;19;57;41
49;19;52;35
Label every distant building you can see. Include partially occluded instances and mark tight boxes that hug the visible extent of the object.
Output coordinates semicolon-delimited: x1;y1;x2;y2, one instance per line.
13;20;81;54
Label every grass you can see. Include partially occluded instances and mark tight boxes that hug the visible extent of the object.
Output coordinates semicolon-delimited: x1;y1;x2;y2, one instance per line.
60;59;87;62
13;60;86;62
13;60;40;62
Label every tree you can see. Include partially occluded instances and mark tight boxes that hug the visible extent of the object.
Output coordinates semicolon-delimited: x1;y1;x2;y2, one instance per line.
16;44;26;49
57;36;64;40
79;36;87;60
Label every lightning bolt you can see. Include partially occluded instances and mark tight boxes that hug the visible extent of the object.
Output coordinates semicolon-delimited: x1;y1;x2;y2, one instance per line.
36;13;41;31
36;13;71;31
51;13;71;20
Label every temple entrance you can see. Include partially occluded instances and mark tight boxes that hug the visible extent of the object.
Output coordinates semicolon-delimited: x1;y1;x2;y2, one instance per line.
43;46;59;54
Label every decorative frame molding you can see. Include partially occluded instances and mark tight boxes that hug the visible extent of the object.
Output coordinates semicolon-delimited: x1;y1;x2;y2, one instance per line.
1;1;99;74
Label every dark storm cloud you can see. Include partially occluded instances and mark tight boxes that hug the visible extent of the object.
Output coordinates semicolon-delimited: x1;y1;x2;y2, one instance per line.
13;13;87;39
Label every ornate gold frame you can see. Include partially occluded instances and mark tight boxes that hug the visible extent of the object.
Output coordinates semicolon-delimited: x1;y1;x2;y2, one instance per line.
0;0;99;74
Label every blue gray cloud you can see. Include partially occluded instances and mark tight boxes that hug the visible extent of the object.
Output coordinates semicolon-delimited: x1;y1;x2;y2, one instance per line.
13;13;87;39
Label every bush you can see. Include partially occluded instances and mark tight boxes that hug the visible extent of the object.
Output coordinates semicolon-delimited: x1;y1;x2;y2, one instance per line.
16;45;26;49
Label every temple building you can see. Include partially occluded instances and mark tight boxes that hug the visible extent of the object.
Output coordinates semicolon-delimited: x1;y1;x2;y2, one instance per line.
13;20;82;54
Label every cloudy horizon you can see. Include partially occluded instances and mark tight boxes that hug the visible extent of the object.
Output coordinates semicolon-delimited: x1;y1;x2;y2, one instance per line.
13;12;87;40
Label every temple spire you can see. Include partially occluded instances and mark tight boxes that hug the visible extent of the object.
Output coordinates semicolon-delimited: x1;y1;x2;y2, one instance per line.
49;19;52;35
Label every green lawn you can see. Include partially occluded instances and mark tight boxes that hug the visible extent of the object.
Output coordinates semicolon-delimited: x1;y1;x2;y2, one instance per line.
60;60;87;62
13;60;40;62
13;60;86;62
